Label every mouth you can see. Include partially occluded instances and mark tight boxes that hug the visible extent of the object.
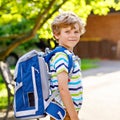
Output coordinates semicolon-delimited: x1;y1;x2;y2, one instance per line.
69;39;77;42
68;38;77;41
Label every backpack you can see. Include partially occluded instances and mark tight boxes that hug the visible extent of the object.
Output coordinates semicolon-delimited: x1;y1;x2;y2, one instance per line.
13;46;73;120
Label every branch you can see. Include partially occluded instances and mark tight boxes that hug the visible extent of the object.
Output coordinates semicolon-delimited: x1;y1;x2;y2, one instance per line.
40;0;68;28
0;0;58;60
0;0;57;41
0;33;25;41
0;0;11;11
31;0;57;34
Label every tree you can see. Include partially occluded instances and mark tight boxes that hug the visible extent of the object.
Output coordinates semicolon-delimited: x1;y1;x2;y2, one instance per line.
0;0;120;61
0;0;68;61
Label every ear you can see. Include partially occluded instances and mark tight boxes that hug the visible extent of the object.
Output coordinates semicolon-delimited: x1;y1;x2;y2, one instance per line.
54;33;59;40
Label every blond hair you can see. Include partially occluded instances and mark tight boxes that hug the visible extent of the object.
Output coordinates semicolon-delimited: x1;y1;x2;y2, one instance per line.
51;11;85;37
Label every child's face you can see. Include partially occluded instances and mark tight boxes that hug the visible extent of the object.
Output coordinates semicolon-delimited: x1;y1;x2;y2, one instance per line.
54;23;81;51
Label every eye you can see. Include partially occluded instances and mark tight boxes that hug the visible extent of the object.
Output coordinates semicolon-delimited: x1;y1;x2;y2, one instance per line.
65;30;70;33
74;30;79;33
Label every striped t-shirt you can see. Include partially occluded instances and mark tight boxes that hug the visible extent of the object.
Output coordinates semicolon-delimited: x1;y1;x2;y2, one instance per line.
49;50;83;111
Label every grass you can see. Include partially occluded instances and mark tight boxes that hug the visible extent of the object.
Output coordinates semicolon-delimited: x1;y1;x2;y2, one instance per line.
0;59;99;110
81;58;99;70
0;75;8;110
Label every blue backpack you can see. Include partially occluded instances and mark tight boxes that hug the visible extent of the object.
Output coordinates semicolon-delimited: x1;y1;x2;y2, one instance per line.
13;46;73;120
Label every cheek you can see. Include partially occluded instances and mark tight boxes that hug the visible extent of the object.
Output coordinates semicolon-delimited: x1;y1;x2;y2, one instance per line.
77;35;81;40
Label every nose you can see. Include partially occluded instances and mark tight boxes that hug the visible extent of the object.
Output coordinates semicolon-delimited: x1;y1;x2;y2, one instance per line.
70;31;76;37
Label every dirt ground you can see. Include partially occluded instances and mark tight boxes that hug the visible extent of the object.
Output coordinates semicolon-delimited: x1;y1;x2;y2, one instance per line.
0;110;15;120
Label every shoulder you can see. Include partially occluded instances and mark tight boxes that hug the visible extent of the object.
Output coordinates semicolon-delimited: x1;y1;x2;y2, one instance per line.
50;52;69;73
51;51;69;62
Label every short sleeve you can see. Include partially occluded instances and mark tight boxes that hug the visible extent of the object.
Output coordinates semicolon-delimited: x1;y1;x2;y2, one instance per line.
51;52;69;74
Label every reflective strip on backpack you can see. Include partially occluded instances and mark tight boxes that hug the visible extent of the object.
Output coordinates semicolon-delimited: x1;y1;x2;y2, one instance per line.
58;111;64;120
15;82;23;92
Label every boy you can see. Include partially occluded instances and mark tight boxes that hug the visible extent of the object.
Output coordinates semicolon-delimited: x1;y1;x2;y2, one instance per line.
50;11;85;120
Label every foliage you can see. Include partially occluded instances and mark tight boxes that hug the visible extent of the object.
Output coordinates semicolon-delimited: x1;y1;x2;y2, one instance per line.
0;0;120;60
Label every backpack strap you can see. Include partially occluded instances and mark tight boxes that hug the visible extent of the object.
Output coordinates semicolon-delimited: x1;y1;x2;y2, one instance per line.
44;46;73;74
44;46;74;119
44;90;66;120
